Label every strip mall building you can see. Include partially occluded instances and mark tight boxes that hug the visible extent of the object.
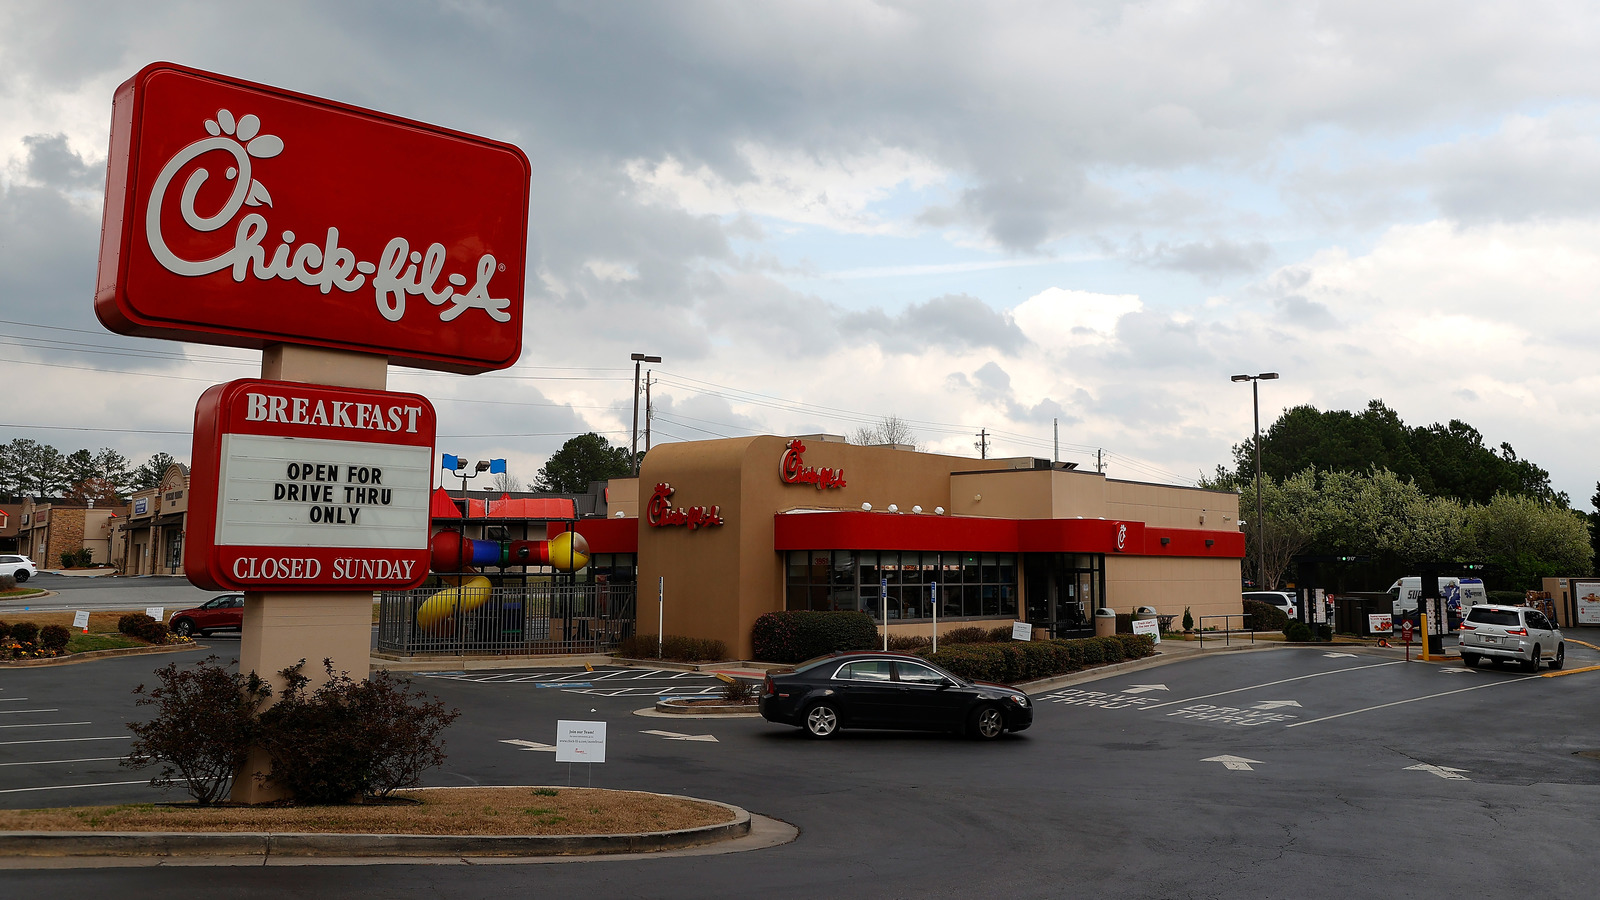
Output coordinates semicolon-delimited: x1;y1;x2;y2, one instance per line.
576;434;1245;660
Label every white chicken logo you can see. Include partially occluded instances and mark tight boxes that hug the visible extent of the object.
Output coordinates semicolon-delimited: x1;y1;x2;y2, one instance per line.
145;109;510;324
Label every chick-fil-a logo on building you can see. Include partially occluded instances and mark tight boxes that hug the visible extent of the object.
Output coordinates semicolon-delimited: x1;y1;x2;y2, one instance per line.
1115;523;1128;552
779;439;846;490
95;63;531;374
646;483;724;531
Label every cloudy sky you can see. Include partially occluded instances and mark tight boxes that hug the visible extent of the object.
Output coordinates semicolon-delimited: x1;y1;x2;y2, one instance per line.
2;1;1598;508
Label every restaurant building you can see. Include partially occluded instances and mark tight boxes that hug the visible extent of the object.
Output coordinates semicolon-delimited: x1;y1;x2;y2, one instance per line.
568;434;1244;660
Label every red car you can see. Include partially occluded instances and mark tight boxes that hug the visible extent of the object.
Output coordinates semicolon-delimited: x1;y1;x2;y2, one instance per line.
169;593;245;637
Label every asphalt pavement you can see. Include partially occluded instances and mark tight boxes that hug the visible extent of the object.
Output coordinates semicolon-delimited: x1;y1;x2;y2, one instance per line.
4;638;1599;897
2;573;217;614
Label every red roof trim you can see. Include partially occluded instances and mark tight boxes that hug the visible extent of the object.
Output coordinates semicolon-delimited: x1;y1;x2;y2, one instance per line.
773;510;1243;559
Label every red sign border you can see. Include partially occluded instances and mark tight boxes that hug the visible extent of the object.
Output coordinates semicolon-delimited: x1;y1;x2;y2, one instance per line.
94;61;531;374
185;378;437;591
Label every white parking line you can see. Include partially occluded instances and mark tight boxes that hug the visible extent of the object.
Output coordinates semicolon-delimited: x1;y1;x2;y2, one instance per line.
0;757;124;767
0;721;91;729
1141;661;1404;710
0;736;128;747
1286;676;1537;728
0;779;181;795
0;709;59;715
0;698;34;702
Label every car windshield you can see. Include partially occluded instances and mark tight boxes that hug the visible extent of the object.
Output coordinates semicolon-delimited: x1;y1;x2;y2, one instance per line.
1466;608;1519;626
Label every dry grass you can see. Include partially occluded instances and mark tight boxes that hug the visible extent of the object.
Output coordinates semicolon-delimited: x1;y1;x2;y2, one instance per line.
0;610;138;633
0;788;734;836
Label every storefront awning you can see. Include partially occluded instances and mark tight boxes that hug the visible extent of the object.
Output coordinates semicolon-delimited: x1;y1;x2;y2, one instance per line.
772;509;1244;559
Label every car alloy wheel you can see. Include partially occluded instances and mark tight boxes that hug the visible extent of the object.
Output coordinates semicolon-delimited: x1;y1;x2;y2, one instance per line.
971;706;1005;740
1550;644;1564;671
805;703;840;738
13;570;28;583
174;620;195;638
1522;645;1540;672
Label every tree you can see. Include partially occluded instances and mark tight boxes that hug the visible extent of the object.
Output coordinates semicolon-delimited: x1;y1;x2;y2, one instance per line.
531;433;632;493
1466;494;1594;588
133;452;177;491
1591;482;1600;569
490;470;519;493
850;416;922;450
92;448;134;495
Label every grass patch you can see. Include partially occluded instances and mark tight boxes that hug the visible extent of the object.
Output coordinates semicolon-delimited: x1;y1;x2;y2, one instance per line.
65;632;146;653
0;588;47;600
0;787;734;836
0;611;142;633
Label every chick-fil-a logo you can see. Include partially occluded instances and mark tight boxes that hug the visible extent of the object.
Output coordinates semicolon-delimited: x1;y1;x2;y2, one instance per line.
144;109;510;325
779;439;846;490
1115;523;1128;552
645;483;724;531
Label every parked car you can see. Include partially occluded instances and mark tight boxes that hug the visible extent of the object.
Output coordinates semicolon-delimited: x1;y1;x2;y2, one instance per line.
1458;604;1564;671
1243;591;1296;618
0;555;38;583
168;594;246;637
759;651;1033;740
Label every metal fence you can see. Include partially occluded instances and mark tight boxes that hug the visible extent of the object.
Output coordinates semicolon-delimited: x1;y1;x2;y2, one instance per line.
377;582;637;657
1196;613;1256;648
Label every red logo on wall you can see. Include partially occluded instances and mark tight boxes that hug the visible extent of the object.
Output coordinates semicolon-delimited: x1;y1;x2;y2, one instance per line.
1115;524;1128;552
645;483;724;531
779;439;846;490
94;63;530;374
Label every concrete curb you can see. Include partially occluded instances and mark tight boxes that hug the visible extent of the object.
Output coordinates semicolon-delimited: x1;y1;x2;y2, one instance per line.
0;792;752;860
0;640;201;669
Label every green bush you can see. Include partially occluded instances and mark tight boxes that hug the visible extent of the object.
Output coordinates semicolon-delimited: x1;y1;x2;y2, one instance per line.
38;624;71;652
750;610;879;663
123;655;273;805
886;633;932;651
0;621;9;641
941;626;993;644
59;548;94;568
1182;607;1194;631
1243;598;1289;632
615;633;727;662
1487;590;1526;606
9;622;39;645
986;626;1014;642
1284;621;1314;642
0;574;15;592
917;633;1157;684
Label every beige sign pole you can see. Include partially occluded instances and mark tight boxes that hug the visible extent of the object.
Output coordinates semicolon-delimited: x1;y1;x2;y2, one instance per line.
230;344;389;804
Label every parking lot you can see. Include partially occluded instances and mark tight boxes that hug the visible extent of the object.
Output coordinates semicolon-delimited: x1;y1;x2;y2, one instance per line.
4;639;1599;897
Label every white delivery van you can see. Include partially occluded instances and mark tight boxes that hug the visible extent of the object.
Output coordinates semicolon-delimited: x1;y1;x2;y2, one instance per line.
1387;577;1487;622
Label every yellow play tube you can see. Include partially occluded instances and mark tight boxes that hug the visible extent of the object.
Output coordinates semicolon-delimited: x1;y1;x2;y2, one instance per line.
416;575;493;629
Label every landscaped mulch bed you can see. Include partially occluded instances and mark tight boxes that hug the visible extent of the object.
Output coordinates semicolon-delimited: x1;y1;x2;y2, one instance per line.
0;787;735;836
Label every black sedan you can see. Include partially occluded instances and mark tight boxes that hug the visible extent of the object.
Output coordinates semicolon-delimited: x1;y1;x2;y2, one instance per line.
759;651;1032;740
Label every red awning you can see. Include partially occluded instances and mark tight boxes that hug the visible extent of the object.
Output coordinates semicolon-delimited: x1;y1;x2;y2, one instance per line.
429;488;463;519
465;493;578;520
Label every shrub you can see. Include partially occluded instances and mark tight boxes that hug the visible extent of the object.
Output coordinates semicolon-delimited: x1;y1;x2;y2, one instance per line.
9;622;39;645
917;633;1157;684
258;660;461;804
941;626;993;644
123;656;273;805
1243;598;1288;632
1284;621;1314;642
117;613;170;644
886;633;932;651
750;610;878;663
615;633;727;662
720;677;756;704
38;624;71;652
986;626;1015;642
1488;590;1526;606
1114;613;1133;634
0;620;10;641
59;548;94;568
0;574;15;592
1182;607;1194;632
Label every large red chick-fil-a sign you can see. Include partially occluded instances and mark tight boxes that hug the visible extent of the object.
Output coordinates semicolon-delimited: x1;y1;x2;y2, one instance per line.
779;439;846;490
94;62;530;374
646;483;724;531
185;379;437;591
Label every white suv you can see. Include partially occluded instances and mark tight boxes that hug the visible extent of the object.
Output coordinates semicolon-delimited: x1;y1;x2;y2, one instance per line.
0;555;38;583
1459;604;1564;671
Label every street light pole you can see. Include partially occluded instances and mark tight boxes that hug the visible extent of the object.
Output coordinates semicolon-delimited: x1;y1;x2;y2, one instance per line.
630;352;661;475
1231;372;1279;588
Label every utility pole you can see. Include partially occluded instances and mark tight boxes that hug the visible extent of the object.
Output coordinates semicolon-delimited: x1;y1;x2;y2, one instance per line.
1053;419;1058;464
630;352;661;475
1096;449;1104;473
975;429;988;460
644;370;654;453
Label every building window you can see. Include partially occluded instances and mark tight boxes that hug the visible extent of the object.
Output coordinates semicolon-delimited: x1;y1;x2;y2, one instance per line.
785;549;1018;621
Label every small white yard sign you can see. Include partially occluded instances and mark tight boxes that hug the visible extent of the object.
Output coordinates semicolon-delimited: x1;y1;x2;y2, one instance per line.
1011;621;1033;641
72;610;90;632
555;720;607;763
1132;618;1161;643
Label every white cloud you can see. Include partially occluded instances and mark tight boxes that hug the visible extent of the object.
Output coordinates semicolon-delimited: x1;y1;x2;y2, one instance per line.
1011;287;1143;348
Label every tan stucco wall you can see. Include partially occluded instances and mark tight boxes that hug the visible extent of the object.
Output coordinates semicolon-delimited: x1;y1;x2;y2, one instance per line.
1104;555;1242;622
1106;479;1239;531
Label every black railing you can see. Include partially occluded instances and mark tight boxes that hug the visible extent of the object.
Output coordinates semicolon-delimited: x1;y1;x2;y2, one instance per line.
1197;613;1255;648
377;582;636;657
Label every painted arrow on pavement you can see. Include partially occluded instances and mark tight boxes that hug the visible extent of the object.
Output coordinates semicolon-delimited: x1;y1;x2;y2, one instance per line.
1439;667;1476;674
1121;684;1169;694
641;729;719;743
1323;652;1359;658
1405;764;1470;780
1203;755;1265;771
501;739;556;752
1251;700;1302;710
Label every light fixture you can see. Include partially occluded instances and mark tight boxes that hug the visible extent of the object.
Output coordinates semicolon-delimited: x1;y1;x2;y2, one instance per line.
935;506;945;515
887;504;899;513
1161;537;1171;546
615;511;626;518
912;505;923;514
861;502;872;511
630;351;663;475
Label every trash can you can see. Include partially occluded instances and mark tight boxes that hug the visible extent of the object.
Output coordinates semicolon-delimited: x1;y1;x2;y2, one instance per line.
1095;607;1118;637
